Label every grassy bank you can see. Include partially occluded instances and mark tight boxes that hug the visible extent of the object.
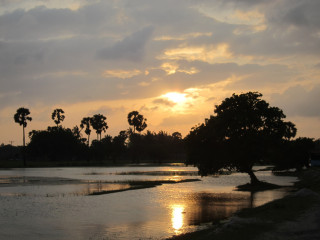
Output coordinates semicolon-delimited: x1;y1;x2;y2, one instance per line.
88;179;200;196
0;159;185;168
168;168;320;240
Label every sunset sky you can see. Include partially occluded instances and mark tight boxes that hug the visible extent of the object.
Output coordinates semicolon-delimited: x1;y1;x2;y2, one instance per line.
1;0;320;145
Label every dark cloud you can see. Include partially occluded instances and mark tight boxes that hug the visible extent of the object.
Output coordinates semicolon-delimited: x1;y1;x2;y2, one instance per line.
271;85;320;118
0;3;121;40
97;26;154;62
224;64;296;90
153;98;176;107
272;0;320;28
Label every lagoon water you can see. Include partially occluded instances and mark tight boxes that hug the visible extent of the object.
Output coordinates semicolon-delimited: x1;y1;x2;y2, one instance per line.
0;165;296;239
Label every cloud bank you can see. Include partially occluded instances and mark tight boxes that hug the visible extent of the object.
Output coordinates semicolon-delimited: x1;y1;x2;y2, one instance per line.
1;0;320;144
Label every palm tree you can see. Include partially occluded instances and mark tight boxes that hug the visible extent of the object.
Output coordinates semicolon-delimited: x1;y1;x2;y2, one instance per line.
52;108;65;127
80;117;92;145
14;107;32;147
14;107;32;166
91;114;108;140
127;111;147;133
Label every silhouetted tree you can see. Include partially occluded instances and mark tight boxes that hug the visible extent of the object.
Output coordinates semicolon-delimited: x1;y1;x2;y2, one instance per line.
14;107;32;148
112;131;128;161
91;114;108;140
274;137;315;171
72;125;84;142
80;117;92;145
127;130;143;163
51;108;65;127
0;144;21;161
28;126;86;162
127;130;185;163
172;132;182;140
171;132;185;160
186;92;297;185
127;111;147;133
90;135;113;161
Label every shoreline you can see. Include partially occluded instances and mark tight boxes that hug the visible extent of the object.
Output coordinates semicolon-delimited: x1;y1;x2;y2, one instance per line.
0;160;186;168
167;168;320;240
88;179;201;195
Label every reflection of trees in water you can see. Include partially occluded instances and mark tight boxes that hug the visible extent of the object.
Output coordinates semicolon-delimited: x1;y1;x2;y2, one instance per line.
185;192;252;226
81;182;130;195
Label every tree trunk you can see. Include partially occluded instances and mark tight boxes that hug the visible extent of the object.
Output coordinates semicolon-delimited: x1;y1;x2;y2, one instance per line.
23;125;25;147
22;126;26;167
247;169;260;185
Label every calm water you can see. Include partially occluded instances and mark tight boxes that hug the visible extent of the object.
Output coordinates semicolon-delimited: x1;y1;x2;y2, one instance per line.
0;165;296;240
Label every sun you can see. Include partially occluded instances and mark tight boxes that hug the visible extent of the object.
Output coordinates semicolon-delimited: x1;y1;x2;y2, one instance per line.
163;92;187;104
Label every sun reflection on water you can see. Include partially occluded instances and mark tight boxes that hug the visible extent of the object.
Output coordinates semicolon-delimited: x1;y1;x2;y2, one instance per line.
171;204;185;234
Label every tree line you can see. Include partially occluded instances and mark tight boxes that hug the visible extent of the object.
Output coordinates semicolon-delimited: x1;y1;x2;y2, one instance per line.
2;92;319;181
9;108;183;165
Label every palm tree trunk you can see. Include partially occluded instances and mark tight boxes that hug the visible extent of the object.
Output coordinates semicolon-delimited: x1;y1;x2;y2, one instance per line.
23;125;25;147
22;126;26;167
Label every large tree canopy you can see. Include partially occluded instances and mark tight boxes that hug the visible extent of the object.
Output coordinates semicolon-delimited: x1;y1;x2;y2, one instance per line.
185;92;297;184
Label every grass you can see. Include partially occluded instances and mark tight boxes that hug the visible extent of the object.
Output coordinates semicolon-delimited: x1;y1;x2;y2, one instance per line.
88;179;201;196
236;181;283;192
0;159;186;168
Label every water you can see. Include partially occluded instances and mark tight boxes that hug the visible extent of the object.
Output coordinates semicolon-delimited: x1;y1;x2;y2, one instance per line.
0;166;296;239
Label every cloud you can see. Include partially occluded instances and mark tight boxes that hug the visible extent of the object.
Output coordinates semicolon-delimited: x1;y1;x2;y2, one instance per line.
103;69;142;79
154;32;212;41
0;2;121;40
272;0;320;28
153;98;176;107
1;0;320;144
271;85;320;118
87;105;126;116
97;26;154;62
158;43;232;63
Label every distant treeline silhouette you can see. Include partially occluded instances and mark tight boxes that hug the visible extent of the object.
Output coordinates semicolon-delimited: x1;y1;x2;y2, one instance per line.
2;92;319;174
8;108;183;165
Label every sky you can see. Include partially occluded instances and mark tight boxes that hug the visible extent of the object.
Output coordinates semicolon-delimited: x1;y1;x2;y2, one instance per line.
1;0;320;145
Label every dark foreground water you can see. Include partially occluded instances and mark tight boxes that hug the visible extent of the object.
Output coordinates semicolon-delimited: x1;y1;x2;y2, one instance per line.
0;165;296;239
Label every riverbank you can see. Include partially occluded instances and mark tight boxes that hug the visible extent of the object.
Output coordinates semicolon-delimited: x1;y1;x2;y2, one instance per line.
168;168;320;240
0;159;185;168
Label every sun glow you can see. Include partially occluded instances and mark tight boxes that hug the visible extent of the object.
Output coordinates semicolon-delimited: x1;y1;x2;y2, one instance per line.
163;92;187;104
171;205;185;233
